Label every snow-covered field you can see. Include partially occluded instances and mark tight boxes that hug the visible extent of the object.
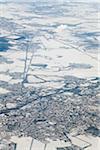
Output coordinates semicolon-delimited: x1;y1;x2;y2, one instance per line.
0;0;100;150
0;1;99;91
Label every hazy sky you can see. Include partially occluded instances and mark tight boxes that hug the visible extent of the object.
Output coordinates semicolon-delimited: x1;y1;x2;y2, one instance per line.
0;0;100;3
